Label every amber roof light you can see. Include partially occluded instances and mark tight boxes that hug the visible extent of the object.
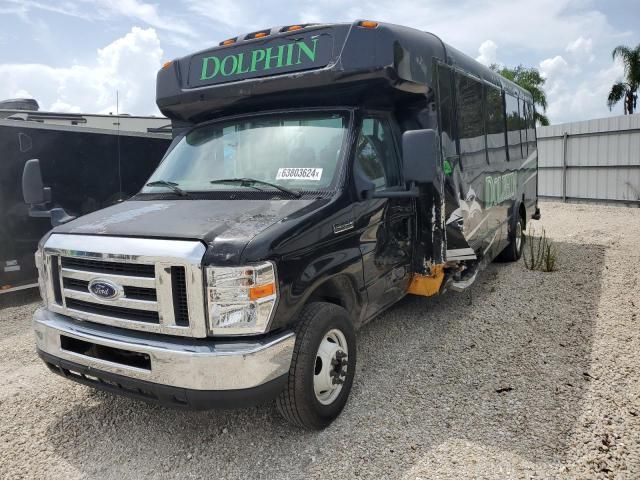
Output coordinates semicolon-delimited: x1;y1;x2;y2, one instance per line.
219;37;237;46
358;20;379;29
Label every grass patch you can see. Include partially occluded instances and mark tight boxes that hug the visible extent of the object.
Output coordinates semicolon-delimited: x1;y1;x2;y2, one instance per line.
523;227;558;272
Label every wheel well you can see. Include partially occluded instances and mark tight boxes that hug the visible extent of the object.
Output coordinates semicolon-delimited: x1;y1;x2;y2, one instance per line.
307;276;358;318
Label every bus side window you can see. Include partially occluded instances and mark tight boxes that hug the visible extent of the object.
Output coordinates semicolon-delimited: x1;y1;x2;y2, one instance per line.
356;117;400;191
455;73;485;170
436;64;457;160
527;102;537;152
505;94;523;161
484;85;507;164
519;99;528;158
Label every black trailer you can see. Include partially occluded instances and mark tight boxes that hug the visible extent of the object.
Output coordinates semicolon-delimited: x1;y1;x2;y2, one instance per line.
0;111;171;292
28;20;539;429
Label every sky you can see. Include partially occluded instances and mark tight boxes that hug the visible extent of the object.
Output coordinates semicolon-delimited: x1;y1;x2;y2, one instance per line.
0;0;637;125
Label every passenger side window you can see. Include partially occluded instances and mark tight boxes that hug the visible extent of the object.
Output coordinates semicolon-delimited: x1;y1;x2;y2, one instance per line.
526;102;537;154
519;99;528;157
484;85;507;164
505;94;523;161
455;73;485;170
356;117;400;191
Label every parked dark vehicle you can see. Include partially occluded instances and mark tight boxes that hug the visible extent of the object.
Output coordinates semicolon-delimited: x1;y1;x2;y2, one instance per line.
28;21;540;429
0;106;171;292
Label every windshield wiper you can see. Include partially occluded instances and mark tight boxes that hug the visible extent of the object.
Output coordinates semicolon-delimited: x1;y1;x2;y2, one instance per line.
146;180;189;197
210;178;302;198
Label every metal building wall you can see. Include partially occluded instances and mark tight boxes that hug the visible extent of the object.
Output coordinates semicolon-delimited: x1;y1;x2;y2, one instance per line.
537;114;640;205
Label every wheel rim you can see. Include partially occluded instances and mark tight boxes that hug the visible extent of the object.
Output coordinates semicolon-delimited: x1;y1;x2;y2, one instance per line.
313;328;349;405
515;220;523;252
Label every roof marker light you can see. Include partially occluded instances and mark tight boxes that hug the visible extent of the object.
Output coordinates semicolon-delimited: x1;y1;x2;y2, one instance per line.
286;25;303;31
162;61;173;70
358;20;379;29
220;38;237;46
254;32;268;38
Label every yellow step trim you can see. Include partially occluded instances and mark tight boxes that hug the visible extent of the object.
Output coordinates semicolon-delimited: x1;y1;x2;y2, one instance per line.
407;264;445;297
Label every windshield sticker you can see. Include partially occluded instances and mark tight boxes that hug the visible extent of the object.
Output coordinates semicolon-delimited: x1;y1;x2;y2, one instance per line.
276;168;323;181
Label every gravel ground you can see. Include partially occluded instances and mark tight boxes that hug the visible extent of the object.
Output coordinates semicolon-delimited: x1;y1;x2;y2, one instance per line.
1;201;639;480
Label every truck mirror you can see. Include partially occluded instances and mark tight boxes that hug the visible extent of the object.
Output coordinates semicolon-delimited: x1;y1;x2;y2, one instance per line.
402;129;439;185
22;158;75;226
22;159;51;205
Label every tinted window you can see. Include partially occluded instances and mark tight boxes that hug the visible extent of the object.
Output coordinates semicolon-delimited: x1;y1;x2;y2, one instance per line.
456;73;486;169
485;86;507;163
519;99;529;157
526;102;536;154
356;117;400;191
505;94;522;161
437;64;457;159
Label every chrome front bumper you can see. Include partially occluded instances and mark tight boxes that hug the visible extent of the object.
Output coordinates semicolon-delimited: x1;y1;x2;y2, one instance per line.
34;308;295;391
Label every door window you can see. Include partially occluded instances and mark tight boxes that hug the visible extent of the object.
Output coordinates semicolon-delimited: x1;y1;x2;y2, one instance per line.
355;117;400;191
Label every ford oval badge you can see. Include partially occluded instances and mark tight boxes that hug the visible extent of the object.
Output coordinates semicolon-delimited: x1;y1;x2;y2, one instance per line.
88;279;121;301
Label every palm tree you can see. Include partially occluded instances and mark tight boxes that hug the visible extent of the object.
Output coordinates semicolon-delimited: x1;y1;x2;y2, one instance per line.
490;65;550;126
607;44;640;115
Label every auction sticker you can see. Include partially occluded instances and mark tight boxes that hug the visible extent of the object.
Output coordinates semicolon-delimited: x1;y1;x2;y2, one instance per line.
276;168;323;181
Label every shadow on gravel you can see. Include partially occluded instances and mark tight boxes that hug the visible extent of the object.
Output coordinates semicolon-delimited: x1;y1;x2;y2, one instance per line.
0;288;40;309
44;241;605;479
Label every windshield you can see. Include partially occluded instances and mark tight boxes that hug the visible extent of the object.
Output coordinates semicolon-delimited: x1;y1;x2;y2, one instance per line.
143;111;349;194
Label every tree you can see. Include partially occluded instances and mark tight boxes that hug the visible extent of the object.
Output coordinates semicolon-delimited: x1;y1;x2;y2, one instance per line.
491;64;550;126
607;44;640;115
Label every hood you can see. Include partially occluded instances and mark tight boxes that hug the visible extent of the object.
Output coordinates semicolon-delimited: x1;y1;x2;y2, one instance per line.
54;199;322;264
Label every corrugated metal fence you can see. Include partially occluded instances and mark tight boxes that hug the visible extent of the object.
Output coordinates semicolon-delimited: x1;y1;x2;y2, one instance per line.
537;114;640;206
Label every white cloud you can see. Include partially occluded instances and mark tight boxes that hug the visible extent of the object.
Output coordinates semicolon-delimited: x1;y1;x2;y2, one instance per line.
540;55;570;80
89;0;195;37
0;27;163;115
476;40;498;66
11;89;35;99
566;36;594;62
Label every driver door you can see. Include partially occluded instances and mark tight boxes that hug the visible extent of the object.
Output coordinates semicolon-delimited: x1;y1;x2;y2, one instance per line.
354;114;413;319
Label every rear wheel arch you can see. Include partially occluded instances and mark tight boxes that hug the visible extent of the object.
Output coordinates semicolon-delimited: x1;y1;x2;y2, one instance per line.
518;201;527;230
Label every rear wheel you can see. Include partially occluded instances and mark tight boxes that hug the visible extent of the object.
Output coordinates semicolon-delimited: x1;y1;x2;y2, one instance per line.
276;302;356;430
497;214;525;262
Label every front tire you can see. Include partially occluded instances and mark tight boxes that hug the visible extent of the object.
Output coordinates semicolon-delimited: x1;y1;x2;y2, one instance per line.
276;302;356;430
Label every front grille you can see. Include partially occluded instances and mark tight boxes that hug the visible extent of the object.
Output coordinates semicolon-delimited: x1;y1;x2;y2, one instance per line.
61;257;155;278
171;267;189;327
63;277;157;301
66;299;160;323
42;234;207;337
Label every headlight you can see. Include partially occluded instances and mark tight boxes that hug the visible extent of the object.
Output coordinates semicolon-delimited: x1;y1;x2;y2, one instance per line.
34;249;48;305
206;262;278;335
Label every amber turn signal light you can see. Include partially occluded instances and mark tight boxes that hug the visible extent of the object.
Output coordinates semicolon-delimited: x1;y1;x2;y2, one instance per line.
286;25;303;31
161;60;173;70
220;38;237;46
249;282;276;301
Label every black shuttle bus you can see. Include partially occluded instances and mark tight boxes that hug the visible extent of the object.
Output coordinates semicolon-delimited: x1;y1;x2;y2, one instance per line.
26;21;539;429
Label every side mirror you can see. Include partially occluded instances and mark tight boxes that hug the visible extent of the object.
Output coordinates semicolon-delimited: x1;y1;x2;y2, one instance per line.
402;129;439;185
22;159;50;205
22;159;75;226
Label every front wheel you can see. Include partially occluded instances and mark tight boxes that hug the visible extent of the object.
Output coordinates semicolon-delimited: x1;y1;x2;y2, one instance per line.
276;302;356;430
